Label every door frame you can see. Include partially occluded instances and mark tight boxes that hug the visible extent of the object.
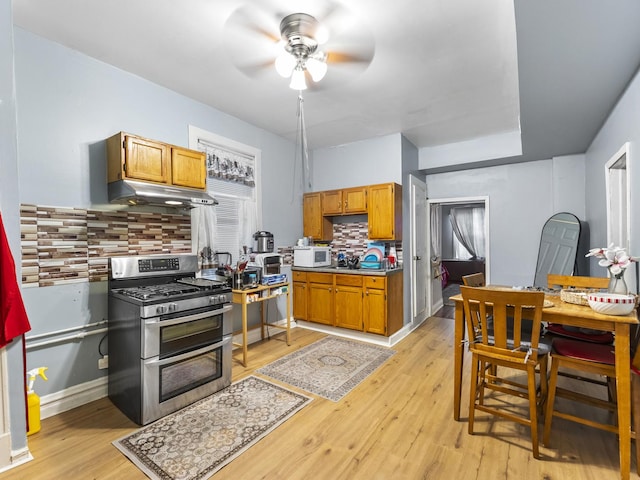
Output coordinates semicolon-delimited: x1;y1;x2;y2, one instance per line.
427;196;490;313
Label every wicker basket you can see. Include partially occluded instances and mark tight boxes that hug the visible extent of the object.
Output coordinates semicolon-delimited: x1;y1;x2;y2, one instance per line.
560;288;600;306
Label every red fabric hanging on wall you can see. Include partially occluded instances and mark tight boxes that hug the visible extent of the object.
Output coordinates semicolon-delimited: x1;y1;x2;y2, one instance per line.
0;213;31;347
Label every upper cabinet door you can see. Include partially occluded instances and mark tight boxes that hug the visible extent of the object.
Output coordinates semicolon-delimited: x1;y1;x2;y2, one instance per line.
321;190;343;215
171;147;206;189
124;135;170;184
368;183;402;240
342;187;367;214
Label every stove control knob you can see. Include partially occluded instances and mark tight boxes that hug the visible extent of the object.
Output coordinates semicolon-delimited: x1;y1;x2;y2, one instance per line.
156;305;167;315
209;295;219;305
168;303;178;312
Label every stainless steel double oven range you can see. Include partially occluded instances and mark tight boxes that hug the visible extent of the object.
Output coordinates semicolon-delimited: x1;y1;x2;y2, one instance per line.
107;254;233;425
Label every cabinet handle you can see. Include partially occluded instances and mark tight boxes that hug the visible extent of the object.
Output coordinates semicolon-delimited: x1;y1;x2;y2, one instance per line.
344;201;348;208
328;287;332;292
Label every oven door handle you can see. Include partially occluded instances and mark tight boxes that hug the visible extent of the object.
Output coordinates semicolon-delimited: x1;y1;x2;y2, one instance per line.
148;303;233;327
144;337;230;367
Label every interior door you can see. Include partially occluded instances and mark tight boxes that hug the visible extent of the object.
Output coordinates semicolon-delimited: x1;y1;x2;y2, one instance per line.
410;176;428;323
533;213;581;287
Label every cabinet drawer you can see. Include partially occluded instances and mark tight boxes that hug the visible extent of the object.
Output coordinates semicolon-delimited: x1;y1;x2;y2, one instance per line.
307;272;333;284
292;271;307;282
364;276;386;289
335;274;363;287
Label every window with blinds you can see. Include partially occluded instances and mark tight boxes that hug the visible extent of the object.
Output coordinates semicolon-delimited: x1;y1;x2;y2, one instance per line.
189;126;260;263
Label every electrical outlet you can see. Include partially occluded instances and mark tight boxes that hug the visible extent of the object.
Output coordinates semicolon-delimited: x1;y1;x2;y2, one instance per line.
98;355;109;370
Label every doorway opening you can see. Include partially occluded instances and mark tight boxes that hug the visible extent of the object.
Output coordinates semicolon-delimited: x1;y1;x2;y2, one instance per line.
428;196;490;316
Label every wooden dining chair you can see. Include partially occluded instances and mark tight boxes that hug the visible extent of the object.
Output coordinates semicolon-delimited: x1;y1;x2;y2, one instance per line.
545;274;613;344
460;286;549;458
462;272;485;287
543;322;640;473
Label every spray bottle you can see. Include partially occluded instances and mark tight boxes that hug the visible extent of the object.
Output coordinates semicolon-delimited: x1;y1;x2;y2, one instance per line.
26;367;48;436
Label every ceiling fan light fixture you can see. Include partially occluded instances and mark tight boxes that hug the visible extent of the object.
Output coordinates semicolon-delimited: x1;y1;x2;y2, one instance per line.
305;56;327;82
290;66;307;90
275;52;296;77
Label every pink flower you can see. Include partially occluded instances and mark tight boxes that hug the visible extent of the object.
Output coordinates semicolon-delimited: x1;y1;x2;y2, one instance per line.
586;244;636;277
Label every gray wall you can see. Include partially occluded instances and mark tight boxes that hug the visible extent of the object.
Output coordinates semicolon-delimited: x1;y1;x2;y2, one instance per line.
585;66;640;293
13;28;299;402
1;0;28;453
426;157;586;287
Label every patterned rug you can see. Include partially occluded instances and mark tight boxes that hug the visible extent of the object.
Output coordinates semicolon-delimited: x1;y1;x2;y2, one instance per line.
257;336;395;402
113;376;312;480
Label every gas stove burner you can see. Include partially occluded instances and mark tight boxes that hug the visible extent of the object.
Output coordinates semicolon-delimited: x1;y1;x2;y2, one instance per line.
115;283;201;301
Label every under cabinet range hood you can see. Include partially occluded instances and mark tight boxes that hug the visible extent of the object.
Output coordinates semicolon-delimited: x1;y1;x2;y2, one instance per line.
108;179;218;208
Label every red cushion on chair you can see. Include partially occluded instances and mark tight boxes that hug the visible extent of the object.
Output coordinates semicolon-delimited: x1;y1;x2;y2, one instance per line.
552;338;615;364
545;324;614;344
632;365;640;376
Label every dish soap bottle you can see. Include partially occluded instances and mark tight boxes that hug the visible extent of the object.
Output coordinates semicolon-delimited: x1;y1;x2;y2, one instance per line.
388;245;397;269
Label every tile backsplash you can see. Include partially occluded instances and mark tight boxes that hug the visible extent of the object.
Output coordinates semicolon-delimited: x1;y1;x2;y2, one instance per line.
279;221;402;265
20;204;191;287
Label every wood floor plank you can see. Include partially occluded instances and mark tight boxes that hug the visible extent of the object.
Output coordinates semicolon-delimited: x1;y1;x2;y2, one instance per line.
1;315;631;479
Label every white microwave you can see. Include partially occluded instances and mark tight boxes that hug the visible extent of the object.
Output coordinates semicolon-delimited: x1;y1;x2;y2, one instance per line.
293;246;332;267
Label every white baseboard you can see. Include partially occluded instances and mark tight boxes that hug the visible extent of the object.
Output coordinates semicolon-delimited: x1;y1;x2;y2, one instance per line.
40;376;108;420
295;321;411;348
0;444;32;474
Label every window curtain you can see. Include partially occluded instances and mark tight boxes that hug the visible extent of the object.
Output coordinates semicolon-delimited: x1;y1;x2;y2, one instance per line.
194;138;258;265
449;207;485;259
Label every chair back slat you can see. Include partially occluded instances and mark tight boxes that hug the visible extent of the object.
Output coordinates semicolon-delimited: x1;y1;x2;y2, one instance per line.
460;286;545;364
462;272;485;287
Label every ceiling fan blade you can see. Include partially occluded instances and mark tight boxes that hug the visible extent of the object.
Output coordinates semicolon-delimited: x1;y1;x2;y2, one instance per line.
326;50;374;65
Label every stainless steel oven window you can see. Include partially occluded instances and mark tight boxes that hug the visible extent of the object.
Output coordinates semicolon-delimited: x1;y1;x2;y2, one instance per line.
159;346;223;402
161;316;222;344
144;304;233;359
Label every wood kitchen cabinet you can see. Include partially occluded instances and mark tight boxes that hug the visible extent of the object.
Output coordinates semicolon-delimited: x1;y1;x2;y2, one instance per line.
321;187;367;215
107;132;206;189
292;271;308;320
363;275;402;335
293;269;403;336
306;272;334;325
303;193;332;241
368;182;402;240
334;274;363;331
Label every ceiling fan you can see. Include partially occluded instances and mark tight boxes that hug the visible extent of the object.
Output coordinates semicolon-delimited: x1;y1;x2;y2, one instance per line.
224;1;375;91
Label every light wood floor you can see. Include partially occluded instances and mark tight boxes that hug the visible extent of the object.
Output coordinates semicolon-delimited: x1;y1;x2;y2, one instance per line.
2;315;632;480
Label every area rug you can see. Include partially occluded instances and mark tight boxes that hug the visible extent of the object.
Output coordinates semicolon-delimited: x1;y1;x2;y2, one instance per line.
257;336;395;402
442;282;461;306
113;376;312;480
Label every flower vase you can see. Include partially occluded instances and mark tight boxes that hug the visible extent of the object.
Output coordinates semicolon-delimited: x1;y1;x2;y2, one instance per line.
608;273;628;295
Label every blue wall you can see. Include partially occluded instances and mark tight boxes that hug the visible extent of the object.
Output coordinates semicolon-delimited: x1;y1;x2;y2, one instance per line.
12;28;300;410
425;157;586;287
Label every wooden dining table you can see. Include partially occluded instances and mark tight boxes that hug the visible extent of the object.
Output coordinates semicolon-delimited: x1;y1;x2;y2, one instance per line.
450;287;638;480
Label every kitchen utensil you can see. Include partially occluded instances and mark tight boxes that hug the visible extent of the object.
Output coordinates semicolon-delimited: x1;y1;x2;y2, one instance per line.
347;256;360;269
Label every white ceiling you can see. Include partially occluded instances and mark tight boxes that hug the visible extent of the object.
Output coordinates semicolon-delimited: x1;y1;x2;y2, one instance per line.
12;0;640;171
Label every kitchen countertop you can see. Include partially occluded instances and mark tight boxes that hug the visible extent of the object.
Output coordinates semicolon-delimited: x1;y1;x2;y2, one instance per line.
291;265;403;276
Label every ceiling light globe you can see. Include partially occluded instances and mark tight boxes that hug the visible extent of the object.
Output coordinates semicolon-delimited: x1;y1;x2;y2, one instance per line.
275;53;296;77
305;57;327;82
289;68;307;90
